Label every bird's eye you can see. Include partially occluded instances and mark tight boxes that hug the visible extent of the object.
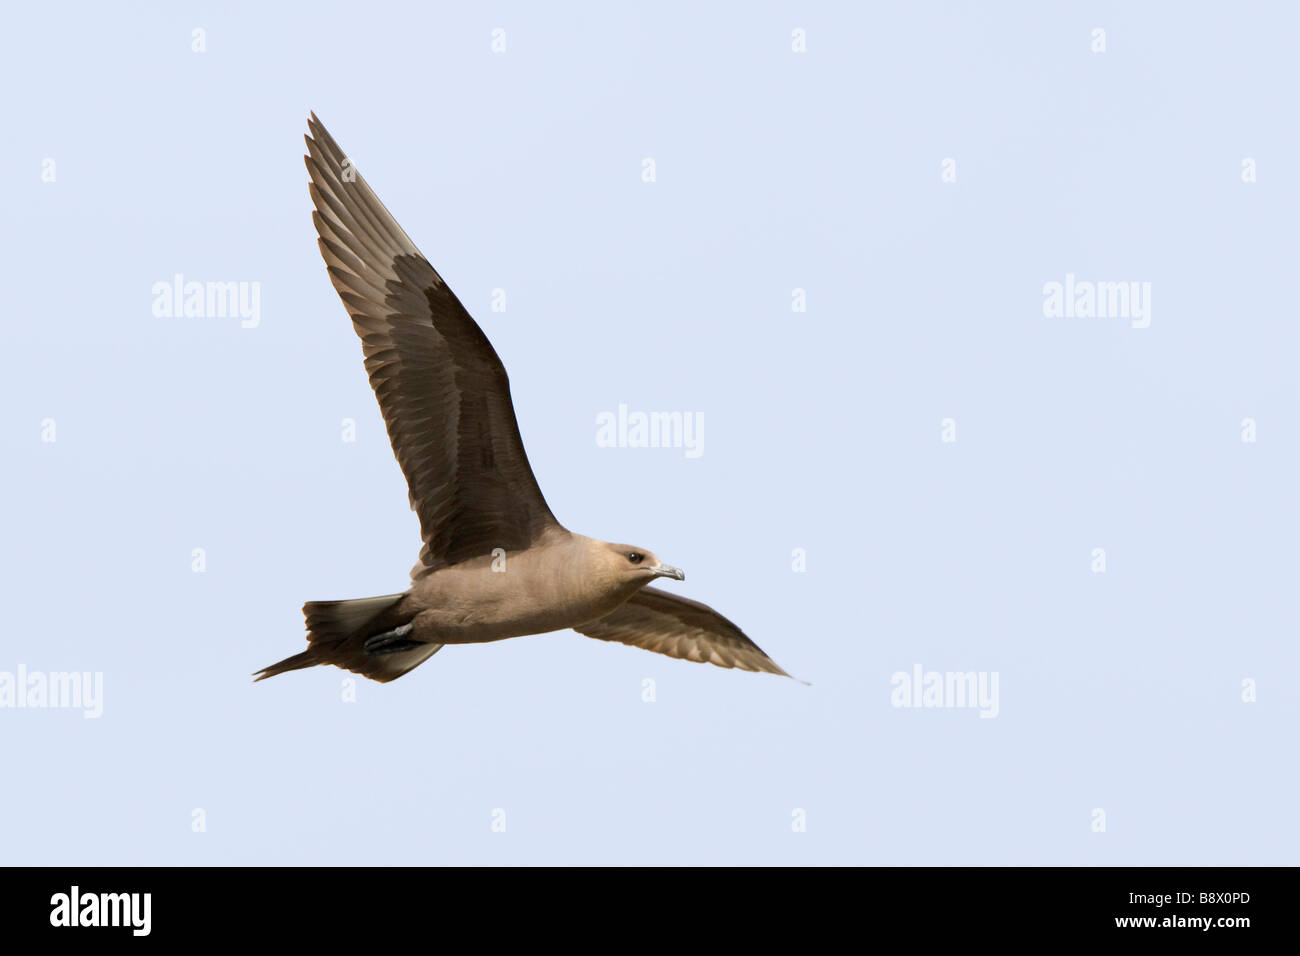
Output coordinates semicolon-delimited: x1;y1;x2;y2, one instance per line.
628;552;644;564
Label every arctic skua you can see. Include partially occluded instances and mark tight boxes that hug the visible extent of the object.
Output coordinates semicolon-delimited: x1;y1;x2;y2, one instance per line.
255;114;795;684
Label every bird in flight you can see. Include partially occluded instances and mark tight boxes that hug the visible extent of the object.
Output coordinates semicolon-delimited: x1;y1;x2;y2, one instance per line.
255;114;796;685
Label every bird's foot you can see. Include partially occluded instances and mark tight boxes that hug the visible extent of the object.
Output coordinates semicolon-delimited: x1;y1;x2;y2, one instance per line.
363;622;421;656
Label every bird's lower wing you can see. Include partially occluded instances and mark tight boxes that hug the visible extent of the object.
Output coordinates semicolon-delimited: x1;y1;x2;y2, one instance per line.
575;587;797;679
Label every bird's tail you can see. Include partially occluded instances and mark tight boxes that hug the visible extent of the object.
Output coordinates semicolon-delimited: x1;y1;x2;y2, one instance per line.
254;592;443;683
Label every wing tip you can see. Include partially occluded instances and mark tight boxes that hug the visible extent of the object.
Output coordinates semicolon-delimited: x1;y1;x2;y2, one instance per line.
763;661;808;684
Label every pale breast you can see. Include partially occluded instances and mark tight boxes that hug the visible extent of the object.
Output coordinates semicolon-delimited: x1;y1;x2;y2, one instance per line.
408;549;627;642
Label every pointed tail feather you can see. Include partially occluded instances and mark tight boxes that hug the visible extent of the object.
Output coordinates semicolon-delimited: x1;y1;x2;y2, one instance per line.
252;646;322;681
254;592;443;683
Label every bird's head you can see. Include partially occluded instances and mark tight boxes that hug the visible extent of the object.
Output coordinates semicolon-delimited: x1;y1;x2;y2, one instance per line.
592;541;685;594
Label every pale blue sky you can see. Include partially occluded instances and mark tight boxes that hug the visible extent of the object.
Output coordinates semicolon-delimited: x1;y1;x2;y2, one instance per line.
1;2;1296;864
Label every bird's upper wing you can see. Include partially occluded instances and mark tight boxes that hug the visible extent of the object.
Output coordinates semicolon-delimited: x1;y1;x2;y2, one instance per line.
305;114;561;572
575;587;796;678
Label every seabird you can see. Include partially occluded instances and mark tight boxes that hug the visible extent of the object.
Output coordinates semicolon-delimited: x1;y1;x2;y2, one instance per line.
254;114;796;684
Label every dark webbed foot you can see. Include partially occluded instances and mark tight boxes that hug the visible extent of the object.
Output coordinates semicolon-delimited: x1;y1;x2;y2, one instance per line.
363;622;422;656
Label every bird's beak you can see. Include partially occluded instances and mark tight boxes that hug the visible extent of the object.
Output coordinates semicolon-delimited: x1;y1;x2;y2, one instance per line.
649;564;685;582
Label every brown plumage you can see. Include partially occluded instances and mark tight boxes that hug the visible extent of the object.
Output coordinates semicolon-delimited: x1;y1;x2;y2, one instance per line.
254;114;797;685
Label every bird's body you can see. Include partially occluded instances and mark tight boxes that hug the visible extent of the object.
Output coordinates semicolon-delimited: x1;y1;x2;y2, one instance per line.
255;115;796;685
407;532;653;644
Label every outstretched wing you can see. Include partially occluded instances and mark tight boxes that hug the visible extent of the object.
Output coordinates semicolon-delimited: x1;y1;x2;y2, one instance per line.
575;587;797;678
305;114;560;572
